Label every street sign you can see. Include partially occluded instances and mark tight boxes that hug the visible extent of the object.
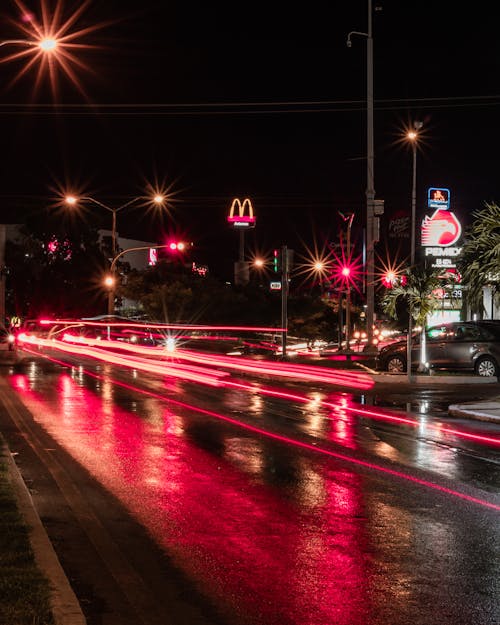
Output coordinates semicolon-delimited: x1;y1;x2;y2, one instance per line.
270;281;282;290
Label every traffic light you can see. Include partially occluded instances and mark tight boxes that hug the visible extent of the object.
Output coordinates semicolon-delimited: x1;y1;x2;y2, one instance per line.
273;249;280;273
168;241;186;251
341;265;351;279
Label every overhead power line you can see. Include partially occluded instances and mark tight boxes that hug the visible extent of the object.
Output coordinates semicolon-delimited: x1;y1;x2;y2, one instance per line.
0;95;500;116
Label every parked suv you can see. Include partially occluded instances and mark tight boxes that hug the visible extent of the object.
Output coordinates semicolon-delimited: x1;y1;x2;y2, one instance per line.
376;320;500;377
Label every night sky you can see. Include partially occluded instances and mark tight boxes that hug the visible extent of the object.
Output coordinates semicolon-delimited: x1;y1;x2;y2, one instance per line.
1;0;500;279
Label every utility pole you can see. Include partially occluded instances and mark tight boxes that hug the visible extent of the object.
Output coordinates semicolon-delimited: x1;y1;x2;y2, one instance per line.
348;0;376;352
365;0;375;352
281;245;288;359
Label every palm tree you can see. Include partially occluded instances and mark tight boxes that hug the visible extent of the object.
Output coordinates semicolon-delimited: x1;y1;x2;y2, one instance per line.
380;266;442;372
457;201;500;316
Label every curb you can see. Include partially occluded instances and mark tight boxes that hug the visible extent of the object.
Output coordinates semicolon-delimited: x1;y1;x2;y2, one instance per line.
448;403;500;423
370;373;498;385
3;441;87;625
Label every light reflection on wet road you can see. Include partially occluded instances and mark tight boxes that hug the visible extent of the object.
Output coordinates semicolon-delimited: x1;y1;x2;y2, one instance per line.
6;358;500;625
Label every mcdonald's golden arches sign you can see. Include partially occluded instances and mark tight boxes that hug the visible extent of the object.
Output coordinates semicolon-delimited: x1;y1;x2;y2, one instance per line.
227;198;256;229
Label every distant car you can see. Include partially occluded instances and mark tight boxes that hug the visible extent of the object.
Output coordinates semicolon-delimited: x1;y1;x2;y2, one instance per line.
376;320;500;377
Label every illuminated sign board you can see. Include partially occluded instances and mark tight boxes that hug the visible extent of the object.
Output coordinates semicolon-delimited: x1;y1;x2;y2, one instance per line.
428;187;450;209
148;248;158;266
421;188;463;277
227;198;256;229
270;281;282;290
421;209;462;247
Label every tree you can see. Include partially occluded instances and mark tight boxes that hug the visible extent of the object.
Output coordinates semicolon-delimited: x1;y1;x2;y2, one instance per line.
457;201;500;316
380;266;442;371
6;215;107;319
121;261;339;341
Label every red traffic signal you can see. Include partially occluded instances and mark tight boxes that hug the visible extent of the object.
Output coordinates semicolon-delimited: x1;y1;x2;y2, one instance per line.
168;241;186;251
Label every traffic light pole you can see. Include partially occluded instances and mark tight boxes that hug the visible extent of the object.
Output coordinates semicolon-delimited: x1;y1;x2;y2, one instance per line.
281;245;288;359
106;243;171;316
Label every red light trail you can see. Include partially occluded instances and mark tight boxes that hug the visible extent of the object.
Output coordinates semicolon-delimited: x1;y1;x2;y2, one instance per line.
14;349;500;512
18;334;500;448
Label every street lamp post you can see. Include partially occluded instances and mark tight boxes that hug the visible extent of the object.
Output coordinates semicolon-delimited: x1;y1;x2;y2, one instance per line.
406;120;423;381
348;0;376;352
65;195;157;257
65;194;165;315
408;121;423;266
0;37;59;327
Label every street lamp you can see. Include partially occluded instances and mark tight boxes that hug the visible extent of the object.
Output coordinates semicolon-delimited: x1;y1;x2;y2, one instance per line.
0;37;59;326
64;194;165;257
347;0;376;352
407;121;423;266
405;120;423;381
0;38;58;52
65;193;166;315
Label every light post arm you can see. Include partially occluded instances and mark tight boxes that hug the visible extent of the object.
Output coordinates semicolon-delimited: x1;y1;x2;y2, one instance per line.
109;244;169;273
80;196;145;258
80;195;144;214
0;40;36;47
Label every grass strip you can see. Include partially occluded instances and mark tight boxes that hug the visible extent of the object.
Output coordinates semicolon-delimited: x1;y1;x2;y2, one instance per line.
0;448;54;625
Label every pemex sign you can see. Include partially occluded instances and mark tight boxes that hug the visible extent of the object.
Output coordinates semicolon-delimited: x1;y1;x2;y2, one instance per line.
421;188;463;308
421;188;462;268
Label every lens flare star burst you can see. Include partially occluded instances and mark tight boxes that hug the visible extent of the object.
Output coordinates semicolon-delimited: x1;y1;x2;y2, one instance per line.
2;0;105;97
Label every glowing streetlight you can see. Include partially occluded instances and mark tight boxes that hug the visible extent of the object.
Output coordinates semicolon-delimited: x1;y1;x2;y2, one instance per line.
0;36;61;326
404;120;423;382
38;38;57;52
1;38;57;50
64;194;165;257
65;193;167;315
407;121;423;266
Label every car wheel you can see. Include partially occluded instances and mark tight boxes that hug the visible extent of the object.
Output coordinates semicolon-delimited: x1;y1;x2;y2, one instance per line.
475;356;498;377
386;355;406;373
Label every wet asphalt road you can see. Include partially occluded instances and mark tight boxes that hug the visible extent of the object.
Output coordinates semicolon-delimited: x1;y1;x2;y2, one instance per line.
0;352;499;625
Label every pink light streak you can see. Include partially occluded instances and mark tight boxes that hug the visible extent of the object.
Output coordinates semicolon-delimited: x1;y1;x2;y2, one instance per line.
17;348;500;512
18;334;500;448
33;318;287;333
